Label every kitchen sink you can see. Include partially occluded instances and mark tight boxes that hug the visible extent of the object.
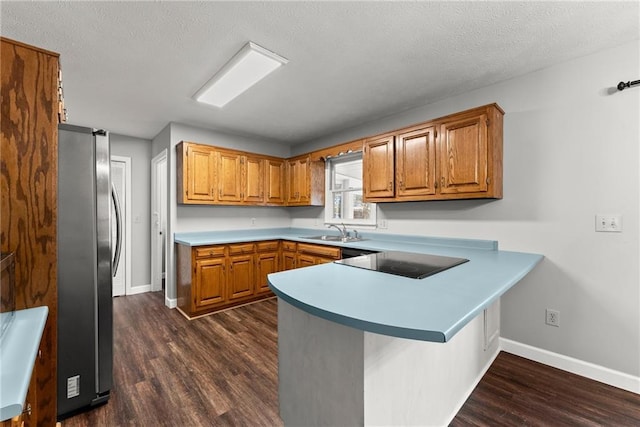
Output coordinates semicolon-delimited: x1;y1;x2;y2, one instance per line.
302;235;367;243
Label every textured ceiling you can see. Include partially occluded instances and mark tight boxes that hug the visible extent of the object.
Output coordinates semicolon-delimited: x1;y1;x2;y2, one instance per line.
1;1;638;145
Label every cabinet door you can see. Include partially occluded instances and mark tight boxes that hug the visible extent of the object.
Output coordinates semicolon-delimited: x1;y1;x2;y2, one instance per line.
282;251;297;270
315;256;338;265
285;159;303;203
244;155;264;203
396;126;437;199
265;158;285;204
228;254;254;300
297;253;316;268
186;144;216;201
363;134;395;199
195;257;226;309
439;113;489;195
218;150;242;202
256;251;279;294
296;156;311;204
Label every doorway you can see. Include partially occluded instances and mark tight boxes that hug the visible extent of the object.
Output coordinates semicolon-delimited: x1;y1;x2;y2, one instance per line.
111;156;131;297
151;150;168;295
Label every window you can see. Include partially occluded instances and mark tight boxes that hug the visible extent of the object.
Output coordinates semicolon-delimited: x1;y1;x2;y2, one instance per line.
325;153;376;226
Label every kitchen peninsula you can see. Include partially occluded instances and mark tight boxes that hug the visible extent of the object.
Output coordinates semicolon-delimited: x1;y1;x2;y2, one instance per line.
175;228;542;425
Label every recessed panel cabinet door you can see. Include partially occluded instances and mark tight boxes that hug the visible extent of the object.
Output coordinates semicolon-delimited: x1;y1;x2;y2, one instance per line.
282;251;297;270
265;159;285;204
363;135;395;200
439;114;489;195
228;254;254;300
187;145;216;201
244;156;264;203
396;126;436;198
195;258;226;309
218;151;242;202
256;251;279;294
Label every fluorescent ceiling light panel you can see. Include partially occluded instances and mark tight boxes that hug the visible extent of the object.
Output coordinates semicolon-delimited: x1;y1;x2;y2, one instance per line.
195;42;288;108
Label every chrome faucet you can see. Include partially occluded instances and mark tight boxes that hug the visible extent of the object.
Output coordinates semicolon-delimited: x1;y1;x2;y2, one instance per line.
327;223;348;239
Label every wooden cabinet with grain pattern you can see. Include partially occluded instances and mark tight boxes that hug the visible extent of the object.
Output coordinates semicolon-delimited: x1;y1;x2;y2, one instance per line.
1;36;59;426
228;243;256;301
176;239;341;318
178;142;323;206
217;150;243;203
265;158;285;205
243;155;265;204
285;155;324;206
296;243;342;265
177;142;216;203
363;103;503;202
363;134;395;199
281;241;298;271
255;241;280;295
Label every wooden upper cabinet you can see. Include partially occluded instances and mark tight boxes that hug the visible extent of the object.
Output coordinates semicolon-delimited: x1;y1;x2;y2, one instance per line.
243;155;264;203
286;155;324;206
396;125;437;200
363;103;503;202
178;141;327;206
217;150;243;202
438;109;500;198
363;134;395;200
286;157;307;204
177;142;216;203
265;158;285;205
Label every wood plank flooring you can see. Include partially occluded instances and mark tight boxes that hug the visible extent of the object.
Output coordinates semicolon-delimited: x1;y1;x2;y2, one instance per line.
62;292;640;426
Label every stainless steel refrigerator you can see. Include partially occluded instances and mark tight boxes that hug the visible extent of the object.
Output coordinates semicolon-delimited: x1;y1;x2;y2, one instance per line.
57;124;122;418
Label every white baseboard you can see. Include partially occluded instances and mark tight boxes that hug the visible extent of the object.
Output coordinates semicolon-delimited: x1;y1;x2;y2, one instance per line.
165;296;177;309
500;338;640;394
127;284;151;295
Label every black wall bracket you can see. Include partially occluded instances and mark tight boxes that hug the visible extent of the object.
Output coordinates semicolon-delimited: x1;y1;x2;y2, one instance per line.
617;79;640;91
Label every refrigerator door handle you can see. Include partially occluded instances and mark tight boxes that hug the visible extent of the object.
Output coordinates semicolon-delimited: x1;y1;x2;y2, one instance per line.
111;183;122;277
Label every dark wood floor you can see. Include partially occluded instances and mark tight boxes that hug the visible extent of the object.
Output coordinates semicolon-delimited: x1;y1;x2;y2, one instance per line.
63;292;640;426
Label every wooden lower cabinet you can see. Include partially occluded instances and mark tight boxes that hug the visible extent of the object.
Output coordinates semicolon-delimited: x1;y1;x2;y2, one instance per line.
194;257;226;309
228;253;254;301
297;243;342;265
177;240;341;318
256;241;280;294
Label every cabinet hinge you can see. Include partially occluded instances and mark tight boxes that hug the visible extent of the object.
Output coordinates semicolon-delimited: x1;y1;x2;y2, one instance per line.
486;119;490;126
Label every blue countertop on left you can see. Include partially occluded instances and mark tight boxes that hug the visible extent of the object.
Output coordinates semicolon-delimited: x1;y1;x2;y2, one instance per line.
0;306;48;421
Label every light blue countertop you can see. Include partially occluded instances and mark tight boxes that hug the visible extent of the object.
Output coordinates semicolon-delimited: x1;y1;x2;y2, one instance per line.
0;306;48;421
175;227;543;342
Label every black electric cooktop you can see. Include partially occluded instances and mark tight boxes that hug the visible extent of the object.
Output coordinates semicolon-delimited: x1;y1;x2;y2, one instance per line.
334;251;469;279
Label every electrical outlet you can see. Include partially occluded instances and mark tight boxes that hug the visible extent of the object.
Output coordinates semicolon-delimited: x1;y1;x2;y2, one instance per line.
595;214;622;232
250;218;256;227
378;219;388;229
545;309;560;327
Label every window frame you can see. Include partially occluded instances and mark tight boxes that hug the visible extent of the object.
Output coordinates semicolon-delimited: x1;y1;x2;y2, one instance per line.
324;152;377;227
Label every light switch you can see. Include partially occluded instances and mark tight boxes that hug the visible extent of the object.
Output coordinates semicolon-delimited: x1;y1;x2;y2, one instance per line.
595;214;622;232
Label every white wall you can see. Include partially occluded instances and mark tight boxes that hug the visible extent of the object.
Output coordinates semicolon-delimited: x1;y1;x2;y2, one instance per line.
291;40;640;377
110;133;152;290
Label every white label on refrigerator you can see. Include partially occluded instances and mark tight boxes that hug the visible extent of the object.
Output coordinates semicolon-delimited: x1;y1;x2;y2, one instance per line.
67;375;80;398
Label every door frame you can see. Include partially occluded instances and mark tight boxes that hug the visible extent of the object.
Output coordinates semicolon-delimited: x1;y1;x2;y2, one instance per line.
111;155;132;295
151;149;168;296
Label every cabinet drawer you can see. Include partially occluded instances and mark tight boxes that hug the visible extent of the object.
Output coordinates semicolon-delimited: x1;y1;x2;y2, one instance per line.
228;243;255;255
281;241;297;252
256;240;279;252
297;243;341;259
194;245;226;259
